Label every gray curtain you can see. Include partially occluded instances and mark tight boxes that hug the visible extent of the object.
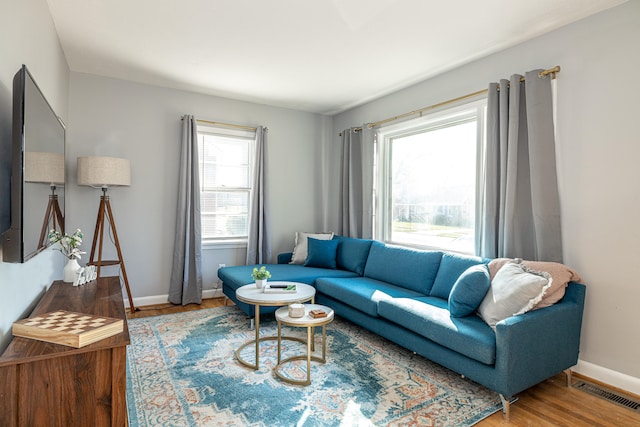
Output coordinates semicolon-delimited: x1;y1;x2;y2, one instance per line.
478;70;563;262
339;127;374;238
246;126;272;264
169;115;203;305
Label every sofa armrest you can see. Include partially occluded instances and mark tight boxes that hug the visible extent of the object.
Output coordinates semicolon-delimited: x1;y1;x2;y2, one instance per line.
493;282;586;396
277;253;293;264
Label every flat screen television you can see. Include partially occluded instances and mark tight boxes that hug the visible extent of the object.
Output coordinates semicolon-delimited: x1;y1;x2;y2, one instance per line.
1;65;66;263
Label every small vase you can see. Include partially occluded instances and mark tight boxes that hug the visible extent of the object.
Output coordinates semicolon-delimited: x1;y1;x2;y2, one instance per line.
63;258;81;283
255;279;266;289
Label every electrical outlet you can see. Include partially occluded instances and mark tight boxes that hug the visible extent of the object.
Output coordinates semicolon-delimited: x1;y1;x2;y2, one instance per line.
218;264;226;269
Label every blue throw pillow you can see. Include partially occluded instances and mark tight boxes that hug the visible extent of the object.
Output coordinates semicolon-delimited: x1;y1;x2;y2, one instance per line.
304;237;339;269
448;264;491;317
430;252;484;299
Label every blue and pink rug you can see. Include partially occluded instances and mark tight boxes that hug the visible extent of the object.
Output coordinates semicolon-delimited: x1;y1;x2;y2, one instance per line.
126;305;503;426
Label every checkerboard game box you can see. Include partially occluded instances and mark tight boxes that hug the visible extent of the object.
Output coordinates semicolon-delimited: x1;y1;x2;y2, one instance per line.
12;310;124;348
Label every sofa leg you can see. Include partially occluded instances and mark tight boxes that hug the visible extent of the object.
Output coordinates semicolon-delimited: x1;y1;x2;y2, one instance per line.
564;368;573;387
499;394;511;422
249;317;255;330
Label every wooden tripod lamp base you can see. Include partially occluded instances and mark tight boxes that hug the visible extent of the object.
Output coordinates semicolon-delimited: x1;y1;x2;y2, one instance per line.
88;188;136;313
37;186;65;250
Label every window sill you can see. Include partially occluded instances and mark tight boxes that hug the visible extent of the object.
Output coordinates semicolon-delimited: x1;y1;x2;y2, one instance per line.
203;240;247;250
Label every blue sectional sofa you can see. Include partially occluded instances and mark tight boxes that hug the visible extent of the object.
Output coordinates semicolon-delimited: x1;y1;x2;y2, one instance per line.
217;236;586;417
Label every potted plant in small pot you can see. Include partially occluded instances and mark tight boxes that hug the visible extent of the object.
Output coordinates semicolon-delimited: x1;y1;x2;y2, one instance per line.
251;266;271;289
49;229;86;283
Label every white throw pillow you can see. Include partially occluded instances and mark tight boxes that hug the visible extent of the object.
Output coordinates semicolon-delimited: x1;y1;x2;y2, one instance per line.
290;232;334;264
477;259;552;328
488;258;582;309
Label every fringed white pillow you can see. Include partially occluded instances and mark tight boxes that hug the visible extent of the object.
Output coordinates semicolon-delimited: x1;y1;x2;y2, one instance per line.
478;259;552;328
488;258;582;309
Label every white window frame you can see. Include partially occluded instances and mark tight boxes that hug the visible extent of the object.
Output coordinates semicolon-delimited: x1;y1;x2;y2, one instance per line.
197;124;255;247
375;99;486;253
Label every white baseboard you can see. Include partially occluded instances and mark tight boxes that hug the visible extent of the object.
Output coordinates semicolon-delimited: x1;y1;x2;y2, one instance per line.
203;288;224;299
124;288;224;309
575;359;640;396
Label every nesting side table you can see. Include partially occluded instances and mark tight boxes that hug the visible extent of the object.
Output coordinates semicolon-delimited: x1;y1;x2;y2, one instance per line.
235;282;315;370
274;304;334;386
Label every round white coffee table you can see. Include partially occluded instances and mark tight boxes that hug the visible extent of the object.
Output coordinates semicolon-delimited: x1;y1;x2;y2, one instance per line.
235;282;315;370
273;304;334;386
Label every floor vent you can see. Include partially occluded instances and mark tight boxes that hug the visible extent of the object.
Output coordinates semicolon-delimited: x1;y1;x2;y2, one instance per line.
574;379;640;412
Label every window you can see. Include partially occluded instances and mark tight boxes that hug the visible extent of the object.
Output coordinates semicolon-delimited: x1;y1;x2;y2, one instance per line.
376;100;486;254
197;124;255;243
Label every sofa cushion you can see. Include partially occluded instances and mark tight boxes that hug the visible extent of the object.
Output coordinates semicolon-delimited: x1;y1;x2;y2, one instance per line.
290;232;334;264
315;276;424;317
363;242;442;294
218;263;357;292
334;236;373;275
430;252;485;299
448;264;491;317
304;238;338;269
378;296;496;365
478;260;552;328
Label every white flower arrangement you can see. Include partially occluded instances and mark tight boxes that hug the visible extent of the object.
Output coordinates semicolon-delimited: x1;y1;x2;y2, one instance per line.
48;228;86;260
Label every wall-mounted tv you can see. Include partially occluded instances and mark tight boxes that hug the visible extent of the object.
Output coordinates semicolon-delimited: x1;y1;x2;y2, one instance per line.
2;65;66;263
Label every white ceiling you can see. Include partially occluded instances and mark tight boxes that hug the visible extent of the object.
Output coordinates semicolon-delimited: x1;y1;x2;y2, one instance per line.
46;0;625;115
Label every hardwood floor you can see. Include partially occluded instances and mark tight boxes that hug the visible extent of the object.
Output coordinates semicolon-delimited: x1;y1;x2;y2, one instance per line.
128;298;640;426
127;297;227;320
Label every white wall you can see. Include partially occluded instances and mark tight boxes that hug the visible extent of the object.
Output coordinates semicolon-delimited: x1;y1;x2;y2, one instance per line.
0;0;69;351
332;2;640;393
66;72;331;303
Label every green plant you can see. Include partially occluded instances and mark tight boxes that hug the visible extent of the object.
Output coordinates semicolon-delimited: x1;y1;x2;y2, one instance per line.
251;266;271;280
48;228;86;260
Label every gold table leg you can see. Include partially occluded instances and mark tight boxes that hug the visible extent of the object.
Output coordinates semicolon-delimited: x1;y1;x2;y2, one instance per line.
255;304;260;368
274;322;328;386
277;320;282;365
236;304;306;370
235;304;262;370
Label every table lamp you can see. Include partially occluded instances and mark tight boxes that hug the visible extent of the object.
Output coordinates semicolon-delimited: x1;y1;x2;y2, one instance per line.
77;156;135;312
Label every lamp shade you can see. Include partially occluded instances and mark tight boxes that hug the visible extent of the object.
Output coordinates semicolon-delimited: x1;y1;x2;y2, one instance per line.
25;152;65;184
77;156;131;187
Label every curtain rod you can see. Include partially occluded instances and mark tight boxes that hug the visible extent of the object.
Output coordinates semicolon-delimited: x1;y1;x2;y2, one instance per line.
181;116;257;132
344;65;560;133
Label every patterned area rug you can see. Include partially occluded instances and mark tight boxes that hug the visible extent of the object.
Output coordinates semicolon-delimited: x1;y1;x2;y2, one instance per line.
126;306;503;426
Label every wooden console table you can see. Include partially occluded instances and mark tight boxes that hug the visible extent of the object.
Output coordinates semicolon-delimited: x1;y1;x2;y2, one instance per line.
0;276;130;426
